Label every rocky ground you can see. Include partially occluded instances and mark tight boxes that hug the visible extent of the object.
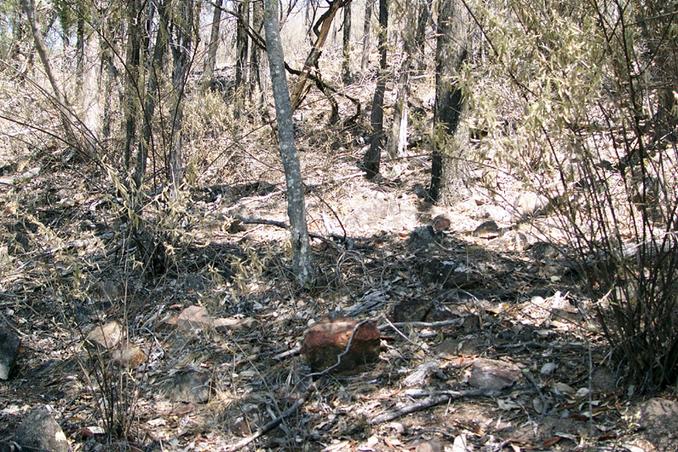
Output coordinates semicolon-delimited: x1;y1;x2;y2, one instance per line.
1;81;677;451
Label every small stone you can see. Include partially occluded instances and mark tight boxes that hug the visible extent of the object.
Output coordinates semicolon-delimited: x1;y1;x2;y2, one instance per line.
301;319;380;373
540;362;557;376
0;324;20;380
111;345;146;368
15;406;69;452
473;220;500;239
163;369;211;404
431;215;451;233
403;361;441;387
86;321;123;349
467;358;521;390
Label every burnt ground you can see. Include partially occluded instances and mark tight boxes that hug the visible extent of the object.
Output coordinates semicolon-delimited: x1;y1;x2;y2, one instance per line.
1;83;677;451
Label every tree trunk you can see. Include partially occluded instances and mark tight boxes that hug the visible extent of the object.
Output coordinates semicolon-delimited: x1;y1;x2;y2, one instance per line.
263;0;314;287
360;0;373;72
428;0;469;205
342;1;352;84
123;0;142;171
167;0;196;191
235;0;250;89
202;0;222;88
362;0;388;179
135;0;169;189
75;7;85;98
249;0;264;103
20;0;79;151
414;0;432;70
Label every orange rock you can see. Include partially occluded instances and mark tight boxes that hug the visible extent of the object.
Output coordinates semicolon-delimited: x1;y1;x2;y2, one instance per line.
302;318;380;373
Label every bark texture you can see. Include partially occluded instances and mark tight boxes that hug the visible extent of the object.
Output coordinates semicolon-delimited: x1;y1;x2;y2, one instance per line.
263;0;314;287
428;0;470;205
362;0;388;178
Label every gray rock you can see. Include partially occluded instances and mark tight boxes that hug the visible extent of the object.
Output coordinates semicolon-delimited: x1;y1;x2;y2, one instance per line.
163;369;211;404
0;324;20;380
15;405;69;452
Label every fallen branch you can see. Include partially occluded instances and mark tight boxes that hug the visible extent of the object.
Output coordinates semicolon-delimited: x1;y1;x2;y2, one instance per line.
224;381;315;452
369;388;503;425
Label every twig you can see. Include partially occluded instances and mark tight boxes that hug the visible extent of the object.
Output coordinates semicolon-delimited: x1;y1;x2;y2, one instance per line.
379;318;465;330
224;381;315;452
369;388;503;425
272;345;302;361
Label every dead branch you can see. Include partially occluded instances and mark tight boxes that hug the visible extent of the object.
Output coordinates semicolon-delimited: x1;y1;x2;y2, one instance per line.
369;388;503;425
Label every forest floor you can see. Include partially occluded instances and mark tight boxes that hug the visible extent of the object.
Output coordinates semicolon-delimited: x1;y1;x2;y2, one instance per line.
1;78;677;451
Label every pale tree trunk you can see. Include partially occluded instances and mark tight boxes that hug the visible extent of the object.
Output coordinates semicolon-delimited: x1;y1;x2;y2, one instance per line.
429;0;470;204
263;0;314;287
362;0;388;179
20;0;80;151
202;0;222;88
101;12;119;141
168;0;196;191
360;0;373;72
342;1;352;84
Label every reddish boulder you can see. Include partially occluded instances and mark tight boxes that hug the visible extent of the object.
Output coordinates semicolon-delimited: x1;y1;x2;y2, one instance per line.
302;319;380;373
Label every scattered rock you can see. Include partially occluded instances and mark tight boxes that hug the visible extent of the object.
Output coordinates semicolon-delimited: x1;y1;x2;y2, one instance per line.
213;316;256;333
540;362;557;376
420;259;483;289
431;215;451;233
633;398;678;450
473;220;500;239
0;324;20;380
466;358;522;390
166;305;254;334
514;192;547;217
415;439;444;452
163;369;211;404
403;361;441;387
591;366;617;392
168;305;213;330
86;321;123;349
14;405;69;452
302;319;380;373
391;298;432;322
111;345;146;368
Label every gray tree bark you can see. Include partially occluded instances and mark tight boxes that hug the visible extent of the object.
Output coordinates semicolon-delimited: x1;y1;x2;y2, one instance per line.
202;0;222;88
362;0;388;179
342;1;352;84
168;0;196;191
263;0;314;287
428;0;470;204
360;0;373;72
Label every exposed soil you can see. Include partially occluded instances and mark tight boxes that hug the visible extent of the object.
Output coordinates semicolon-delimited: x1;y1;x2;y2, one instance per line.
1;80;676;452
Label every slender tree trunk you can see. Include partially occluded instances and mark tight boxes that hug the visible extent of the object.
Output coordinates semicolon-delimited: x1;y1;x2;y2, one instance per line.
342;1;352;84
263;0;314;287
75;8;85;98
414;0;431;70
202;0;222;88
168;0;196;191
428;0;469;204
360;0;373;72
20;0;79;150
249;0;264;103
101;14;119;141
235;0;250;89
135;0;169;189
362;0;388;179
123;0;142;171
